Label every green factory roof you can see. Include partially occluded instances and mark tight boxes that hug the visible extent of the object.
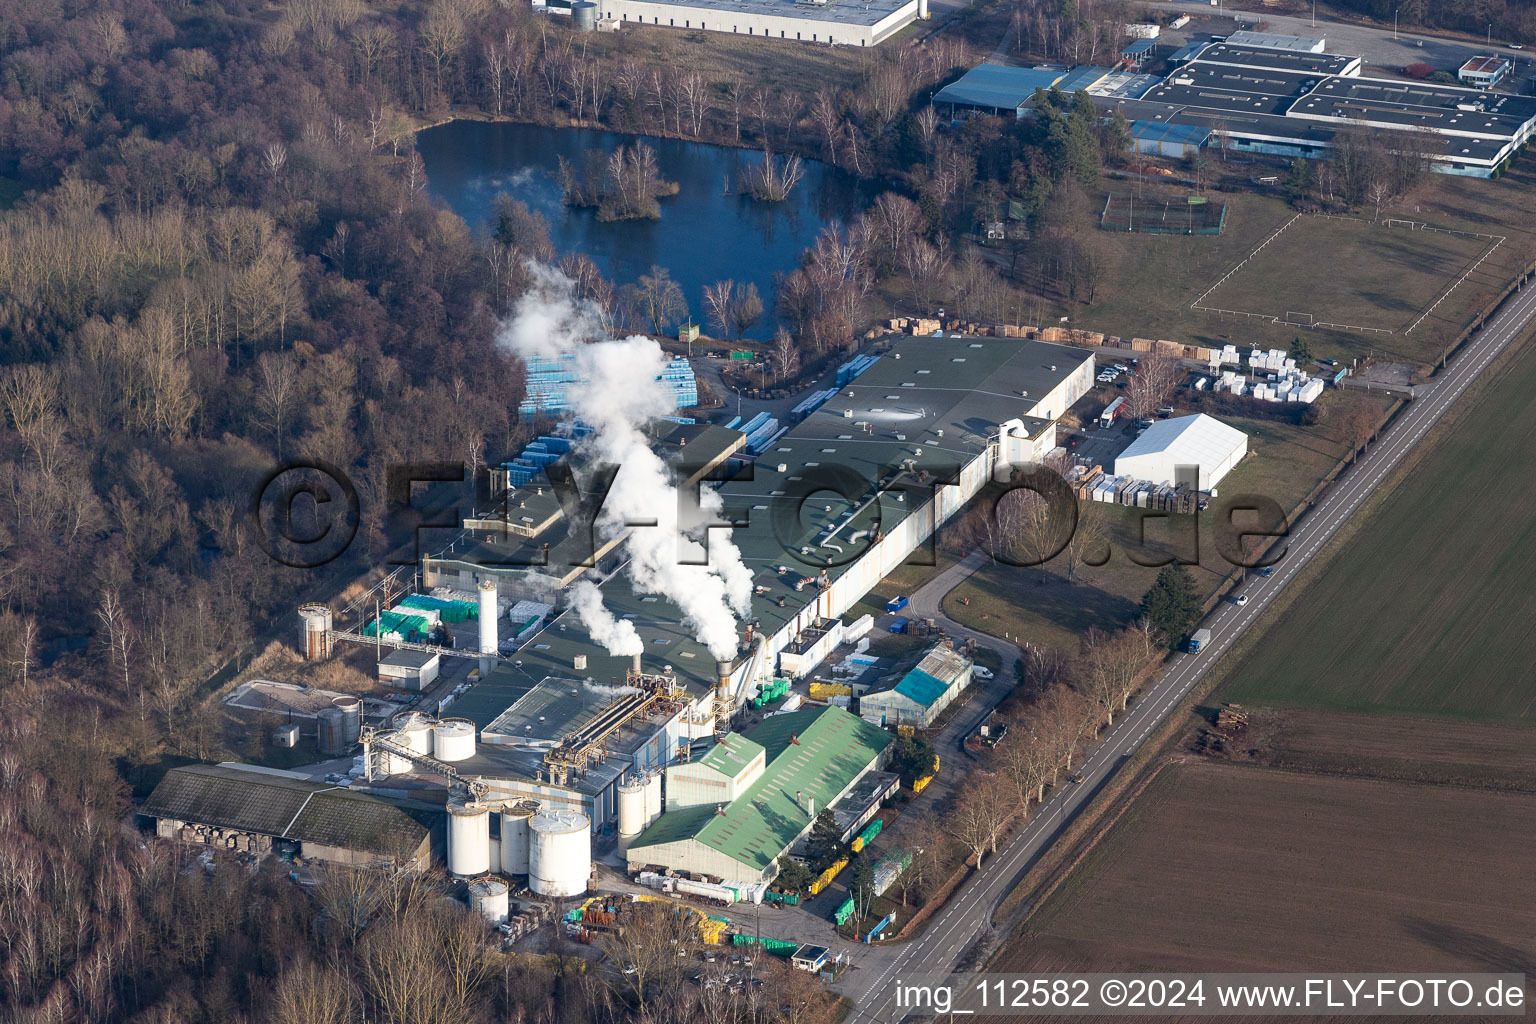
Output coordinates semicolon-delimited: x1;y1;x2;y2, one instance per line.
630;705;892;872
697;733;765;779
142;764;429;854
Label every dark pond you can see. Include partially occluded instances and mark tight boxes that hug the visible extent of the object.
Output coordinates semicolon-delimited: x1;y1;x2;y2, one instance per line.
416;120;876;338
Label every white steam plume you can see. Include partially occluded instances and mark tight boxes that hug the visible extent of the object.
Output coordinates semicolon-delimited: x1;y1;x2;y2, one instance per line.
569;580;643;658
583;680;643;699
499;266;753;661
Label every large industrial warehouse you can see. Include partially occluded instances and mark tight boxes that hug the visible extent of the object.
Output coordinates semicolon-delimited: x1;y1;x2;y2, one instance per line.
593;0;922;47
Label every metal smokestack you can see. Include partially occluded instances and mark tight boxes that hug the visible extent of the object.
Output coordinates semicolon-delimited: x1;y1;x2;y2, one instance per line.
715;659;732;693
631;651;643;675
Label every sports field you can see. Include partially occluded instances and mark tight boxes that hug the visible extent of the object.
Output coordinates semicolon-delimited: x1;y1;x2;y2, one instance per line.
1006;761;1536;974
1219;331;1536;723
1197;215;1499;334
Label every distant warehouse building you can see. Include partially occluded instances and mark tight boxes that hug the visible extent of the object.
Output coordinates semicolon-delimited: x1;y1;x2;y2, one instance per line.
143;764;434;869
592;0;922;47
1114;413;1248;491
859;643;972;729
626;706;892;882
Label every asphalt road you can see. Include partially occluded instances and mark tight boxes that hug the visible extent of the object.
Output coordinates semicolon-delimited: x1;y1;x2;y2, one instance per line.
836;274;1536;1022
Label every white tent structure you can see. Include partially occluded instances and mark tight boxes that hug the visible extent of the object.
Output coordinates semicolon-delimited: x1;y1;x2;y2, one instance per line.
1115;414;1248;491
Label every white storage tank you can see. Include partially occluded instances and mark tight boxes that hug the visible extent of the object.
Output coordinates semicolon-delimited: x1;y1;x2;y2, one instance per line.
477;580;499;670
396;713;435;757
642;771;663;828
467;876;510;925
434;718;476;762
617;777;646;853
447;799;492;877
499;801;538;875
528;810;590;898
376;732;415;776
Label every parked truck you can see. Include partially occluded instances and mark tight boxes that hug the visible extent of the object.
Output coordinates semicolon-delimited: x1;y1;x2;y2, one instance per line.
1187;628;1212;653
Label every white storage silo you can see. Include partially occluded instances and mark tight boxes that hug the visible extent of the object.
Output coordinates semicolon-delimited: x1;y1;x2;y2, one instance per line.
433;718;476;762
375;732;415;775
499;801;538;875
396;713;435;757
447;799;492;877
477;580;498;674
528;810;590;898
617;777;646;853
642;771;663;828
467;877;510;925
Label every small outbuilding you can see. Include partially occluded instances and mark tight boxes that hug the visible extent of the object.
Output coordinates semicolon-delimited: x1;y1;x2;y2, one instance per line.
378;649;441;690
1114;413;1248;491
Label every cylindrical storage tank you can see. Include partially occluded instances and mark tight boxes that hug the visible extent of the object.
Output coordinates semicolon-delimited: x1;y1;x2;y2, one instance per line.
299;605;332;660
617;777;646;853
499;801;538;875
317;706;347;756
643;771;663;827
377;733;414;775
528;810;590;898
396;713;435;757
447;800;492;877
333;696;362;746
434;718;476;762
572;1;596;31
467;876;510;925
477;581;498;656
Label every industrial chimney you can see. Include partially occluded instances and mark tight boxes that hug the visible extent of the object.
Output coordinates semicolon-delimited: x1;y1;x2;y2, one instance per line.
477;580;498;675
715;659;733;693
631;651;643;676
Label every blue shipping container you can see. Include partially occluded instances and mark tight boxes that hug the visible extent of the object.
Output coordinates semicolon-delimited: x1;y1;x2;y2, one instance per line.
888;617;909;633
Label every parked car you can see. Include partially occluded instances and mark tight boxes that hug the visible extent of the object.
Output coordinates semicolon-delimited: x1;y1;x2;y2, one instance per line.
972;666;994;680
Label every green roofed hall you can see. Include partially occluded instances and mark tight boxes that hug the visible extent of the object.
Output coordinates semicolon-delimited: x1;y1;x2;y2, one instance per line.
626;705;893;882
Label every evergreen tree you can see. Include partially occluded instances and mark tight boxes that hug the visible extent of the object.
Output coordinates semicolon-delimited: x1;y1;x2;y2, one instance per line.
774;856;813;893
1140;565;1202;649
1291;336;1313;363
889;734;937;784
808;809;844;873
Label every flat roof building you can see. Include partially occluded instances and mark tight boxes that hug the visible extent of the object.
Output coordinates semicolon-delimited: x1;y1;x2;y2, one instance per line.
1225;30;1326;54
1459;55;1512;89
934;65;1070;116
593;0;921;47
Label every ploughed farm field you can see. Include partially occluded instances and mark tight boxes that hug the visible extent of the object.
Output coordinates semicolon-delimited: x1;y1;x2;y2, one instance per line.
1000;761;1536;978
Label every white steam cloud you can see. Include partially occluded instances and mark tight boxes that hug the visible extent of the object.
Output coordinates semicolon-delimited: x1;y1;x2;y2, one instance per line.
583;680;643;699
499;266;752;661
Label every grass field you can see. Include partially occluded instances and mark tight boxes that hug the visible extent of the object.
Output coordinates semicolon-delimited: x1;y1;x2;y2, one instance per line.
1218;328;1536;723
1009;761;1536;974
1027;165;1536;370
1197;215;1499;334
937;391;1394;651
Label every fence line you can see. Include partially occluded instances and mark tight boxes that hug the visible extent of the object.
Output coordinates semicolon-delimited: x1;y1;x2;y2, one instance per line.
1190;212;1302;312
1405;235;1506;335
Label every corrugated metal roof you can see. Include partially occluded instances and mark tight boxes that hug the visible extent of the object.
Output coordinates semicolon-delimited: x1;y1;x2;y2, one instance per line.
630;706;891;871
1121;38;1157;55
143;764;429;853
1127;120;1212;146
934;64;1067;110
697;733;765;779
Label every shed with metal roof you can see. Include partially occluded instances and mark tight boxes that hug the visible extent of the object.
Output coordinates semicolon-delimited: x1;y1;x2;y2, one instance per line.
625;705;893;882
